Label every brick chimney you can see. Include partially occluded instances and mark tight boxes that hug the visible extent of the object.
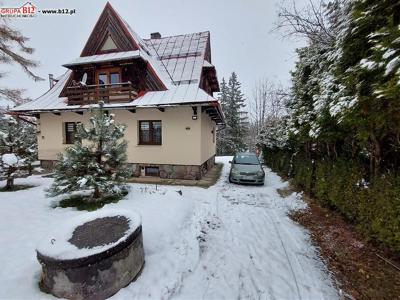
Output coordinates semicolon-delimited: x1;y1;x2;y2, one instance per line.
150;32;161;39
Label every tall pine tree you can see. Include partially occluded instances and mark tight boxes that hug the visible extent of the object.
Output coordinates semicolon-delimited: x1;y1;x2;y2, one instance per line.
217;72;247;155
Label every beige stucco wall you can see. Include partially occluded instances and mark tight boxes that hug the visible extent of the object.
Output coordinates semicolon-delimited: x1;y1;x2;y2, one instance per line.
38;112;89;161
200;111;216;163
38;106;216;166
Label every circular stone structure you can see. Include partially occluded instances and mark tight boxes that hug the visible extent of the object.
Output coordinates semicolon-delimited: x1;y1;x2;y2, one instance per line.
37;210;144;300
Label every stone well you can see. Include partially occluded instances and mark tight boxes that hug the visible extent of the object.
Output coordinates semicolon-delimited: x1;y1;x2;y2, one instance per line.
37;210;144;300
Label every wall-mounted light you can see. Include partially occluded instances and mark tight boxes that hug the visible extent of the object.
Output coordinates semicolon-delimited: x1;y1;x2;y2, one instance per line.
192;106;198;120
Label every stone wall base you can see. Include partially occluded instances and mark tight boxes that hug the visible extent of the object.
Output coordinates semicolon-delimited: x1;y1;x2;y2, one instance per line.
40;155;216;180
40;160;57;170
130;155;215;180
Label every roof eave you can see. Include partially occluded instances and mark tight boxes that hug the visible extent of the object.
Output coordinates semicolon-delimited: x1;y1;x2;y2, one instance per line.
10;100;222;114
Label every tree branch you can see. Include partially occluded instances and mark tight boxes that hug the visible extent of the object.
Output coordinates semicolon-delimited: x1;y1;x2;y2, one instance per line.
0;20;43;82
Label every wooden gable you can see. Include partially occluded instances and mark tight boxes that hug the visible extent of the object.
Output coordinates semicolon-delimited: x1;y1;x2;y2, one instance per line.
80;2;139;56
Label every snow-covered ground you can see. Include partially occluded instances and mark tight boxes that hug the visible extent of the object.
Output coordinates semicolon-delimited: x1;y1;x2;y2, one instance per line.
0;157;338;300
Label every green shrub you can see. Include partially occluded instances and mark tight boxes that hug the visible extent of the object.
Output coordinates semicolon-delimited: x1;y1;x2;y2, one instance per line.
264;149;400;251
263;149;292;177
292;153;314;193
314;159;331;206
54;189;128;211
358;176;400;250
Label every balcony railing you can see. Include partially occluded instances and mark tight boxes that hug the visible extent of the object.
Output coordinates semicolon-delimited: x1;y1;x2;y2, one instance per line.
66;82;138;105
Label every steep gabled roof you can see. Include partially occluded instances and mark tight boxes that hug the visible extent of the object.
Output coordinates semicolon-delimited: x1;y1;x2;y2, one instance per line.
12;2;222;122
80;2;139;56
78;2;217;90
80;2;171;90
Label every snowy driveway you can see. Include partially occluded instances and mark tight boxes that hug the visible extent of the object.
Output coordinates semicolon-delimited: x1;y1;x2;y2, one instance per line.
0;157;338;300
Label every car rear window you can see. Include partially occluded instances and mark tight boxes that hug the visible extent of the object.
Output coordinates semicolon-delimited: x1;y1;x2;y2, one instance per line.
234;154;260;165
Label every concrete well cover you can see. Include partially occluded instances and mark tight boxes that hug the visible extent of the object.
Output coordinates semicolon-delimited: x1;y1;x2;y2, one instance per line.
36;210;145;300
69;216;130;249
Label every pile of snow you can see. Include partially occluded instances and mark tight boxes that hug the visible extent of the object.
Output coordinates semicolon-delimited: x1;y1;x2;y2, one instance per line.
37;209;141;260
1;153;19;166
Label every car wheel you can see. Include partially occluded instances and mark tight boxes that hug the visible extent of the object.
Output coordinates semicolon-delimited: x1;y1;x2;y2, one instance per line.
229;176;233;183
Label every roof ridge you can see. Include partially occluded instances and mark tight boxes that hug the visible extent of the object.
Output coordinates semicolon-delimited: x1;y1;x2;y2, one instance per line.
143;31;210;41
109;6;174;90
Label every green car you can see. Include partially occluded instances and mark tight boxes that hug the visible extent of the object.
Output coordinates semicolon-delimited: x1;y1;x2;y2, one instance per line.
229;152;265;185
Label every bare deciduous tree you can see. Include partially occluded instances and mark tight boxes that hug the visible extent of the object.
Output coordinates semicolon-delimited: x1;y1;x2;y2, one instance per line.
247;79;288;150
275;0;335;45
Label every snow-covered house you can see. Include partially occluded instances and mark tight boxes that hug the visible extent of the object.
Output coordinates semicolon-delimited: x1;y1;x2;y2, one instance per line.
12;2;223;180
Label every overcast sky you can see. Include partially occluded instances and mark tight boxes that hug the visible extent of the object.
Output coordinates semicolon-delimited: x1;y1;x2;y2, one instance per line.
3;0;306;103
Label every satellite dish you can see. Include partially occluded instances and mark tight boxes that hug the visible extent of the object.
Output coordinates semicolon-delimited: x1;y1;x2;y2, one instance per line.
80;73;87;85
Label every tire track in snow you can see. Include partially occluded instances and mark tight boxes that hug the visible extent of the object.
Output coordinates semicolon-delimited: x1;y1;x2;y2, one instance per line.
173;158;338;300
265;208;302;300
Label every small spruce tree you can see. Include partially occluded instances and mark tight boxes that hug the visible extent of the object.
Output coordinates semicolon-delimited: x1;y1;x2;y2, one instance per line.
48;103;131;201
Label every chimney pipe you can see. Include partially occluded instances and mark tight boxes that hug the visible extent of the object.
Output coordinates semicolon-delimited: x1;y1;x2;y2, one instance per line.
49;74;54;89
150;32;161;39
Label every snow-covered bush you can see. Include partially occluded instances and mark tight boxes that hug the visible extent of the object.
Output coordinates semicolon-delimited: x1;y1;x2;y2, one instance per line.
47;103;131;201
0;115;36;190
257;118;289;150
0;153;28;190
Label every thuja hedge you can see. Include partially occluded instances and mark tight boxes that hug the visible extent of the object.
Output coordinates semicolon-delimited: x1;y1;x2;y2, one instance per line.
263;149;400;252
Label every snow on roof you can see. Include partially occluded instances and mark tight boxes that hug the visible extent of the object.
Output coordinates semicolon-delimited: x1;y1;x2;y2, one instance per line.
12;6;218;114
12;70;218;113
144;32;210;85
203;60;214;68
12;70;72;112
137;45;174;89
115;10;173;89
37;209;141;260
134;84;216;106
62;49;174;90
63;50;140;67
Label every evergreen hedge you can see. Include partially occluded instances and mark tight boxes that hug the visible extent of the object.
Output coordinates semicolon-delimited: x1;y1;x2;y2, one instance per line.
264;148;400;252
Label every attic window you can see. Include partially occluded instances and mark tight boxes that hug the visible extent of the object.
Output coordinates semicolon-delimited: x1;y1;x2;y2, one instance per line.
100;36;118;51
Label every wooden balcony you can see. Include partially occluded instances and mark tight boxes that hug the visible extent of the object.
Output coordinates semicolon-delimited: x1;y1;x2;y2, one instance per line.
66;82;138;105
